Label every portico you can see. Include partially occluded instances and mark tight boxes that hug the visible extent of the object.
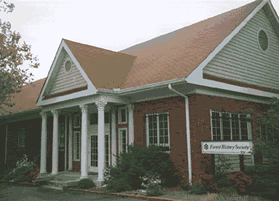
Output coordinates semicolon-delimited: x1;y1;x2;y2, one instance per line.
38;95;133;182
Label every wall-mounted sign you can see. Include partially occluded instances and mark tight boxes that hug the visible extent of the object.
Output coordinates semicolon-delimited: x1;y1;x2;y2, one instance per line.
201;141;253;155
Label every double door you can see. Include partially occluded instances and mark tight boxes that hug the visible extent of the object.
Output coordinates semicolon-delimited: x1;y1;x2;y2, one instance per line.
88;113;110;172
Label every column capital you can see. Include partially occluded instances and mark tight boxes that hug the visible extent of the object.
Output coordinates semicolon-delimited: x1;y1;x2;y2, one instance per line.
128;103;134;110
40;111;47;118
79;104;88;114
96;99;107;111
51;110;59;118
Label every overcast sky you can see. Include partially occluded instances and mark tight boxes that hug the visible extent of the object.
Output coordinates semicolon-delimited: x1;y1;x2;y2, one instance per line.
1;0;279;81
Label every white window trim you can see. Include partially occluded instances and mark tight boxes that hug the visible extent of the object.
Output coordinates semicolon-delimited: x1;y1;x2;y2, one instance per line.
210;110;252;141
74;131;81;161
118;107;127;124
118;128;128;154
18;128;25;149
146;112;170;149
74;113;81;128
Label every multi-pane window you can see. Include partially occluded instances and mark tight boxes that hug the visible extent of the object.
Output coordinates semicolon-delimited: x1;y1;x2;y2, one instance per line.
118;128;128;154
90;135;109;167
260;125;278;142
74;131;81;161
211;110;251;141
146;112;170;150
18;128;25;149
118;107;127;124
91;135;98;167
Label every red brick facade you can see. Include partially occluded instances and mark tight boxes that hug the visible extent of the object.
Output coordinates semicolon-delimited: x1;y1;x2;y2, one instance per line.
133;94;268;184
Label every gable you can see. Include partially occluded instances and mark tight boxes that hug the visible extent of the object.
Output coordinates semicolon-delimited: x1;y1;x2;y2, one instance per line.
203;7;279;92
47;52;87;96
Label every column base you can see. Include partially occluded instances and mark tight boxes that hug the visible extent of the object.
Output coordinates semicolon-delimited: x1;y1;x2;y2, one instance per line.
95;180;104;187
39;170;47;174
79;175;88;180
51;172;58;176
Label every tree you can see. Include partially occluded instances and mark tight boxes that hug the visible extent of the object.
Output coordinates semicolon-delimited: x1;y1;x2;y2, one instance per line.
0;1;39;114
244;98;279;199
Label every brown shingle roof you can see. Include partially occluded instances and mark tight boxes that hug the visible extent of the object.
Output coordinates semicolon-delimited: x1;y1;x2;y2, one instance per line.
119;0;262;89
1;78;45;116
64;39;136;90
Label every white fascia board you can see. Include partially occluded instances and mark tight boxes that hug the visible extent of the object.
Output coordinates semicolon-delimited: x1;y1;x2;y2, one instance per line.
36;41;65;106
186;0;271;97
192;87;273;105
267;0;279;24
41;94;127;112
36;40;98;107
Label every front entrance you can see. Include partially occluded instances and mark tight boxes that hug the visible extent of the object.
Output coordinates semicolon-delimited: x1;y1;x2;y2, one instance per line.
88;112;110;172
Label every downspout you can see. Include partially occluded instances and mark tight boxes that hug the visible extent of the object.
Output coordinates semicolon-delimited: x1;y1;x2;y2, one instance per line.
168;84;192;186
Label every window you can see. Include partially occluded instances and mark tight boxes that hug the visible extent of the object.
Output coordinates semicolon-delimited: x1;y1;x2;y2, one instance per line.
90;112;110;125
211;110;251;141
258;29;268;52
74;113;81;128
74;131;81;161
64;58;72;73
146;112;170;150
118;107;127;124
260;125;278;143
18;128;25;149
118;128;128;154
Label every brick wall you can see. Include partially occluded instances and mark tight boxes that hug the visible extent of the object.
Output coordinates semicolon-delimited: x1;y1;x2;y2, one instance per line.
188;94;268;183
133;94;268;184
133;96;188;179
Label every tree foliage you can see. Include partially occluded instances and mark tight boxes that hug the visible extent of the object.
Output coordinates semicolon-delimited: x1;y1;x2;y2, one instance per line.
0;1;39;114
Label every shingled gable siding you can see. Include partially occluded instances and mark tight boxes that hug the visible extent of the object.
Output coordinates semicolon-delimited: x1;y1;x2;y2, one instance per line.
133;96;188;181
188;94;266;183
203;9;279;91
48;54;87;96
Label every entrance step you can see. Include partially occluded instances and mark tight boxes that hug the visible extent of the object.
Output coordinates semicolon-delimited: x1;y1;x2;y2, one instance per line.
37;172;99;190
42;179;80;190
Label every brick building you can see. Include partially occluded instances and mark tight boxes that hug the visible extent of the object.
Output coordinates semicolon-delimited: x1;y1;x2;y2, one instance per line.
1;0;278;185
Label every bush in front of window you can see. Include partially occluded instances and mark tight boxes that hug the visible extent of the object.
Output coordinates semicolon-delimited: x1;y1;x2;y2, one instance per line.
244;165;279;200
104;144;179;193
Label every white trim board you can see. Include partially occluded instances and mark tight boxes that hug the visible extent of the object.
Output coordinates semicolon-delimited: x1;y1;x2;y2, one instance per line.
36;39;97;107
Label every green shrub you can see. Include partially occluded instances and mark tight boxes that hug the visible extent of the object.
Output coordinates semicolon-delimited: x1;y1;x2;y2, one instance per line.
188;183;208;195
244;165;279;200
104;144;179;192
78;178;95;189
2;154;38;182
146;183;163;196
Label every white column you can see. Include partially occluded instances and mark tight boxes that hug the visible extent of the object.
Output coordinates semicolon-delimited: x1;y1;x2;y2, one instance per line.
111;107;117;166
80;104;89;179
96;99;107;182
51;110;59;175
64;115;68;171
68;114;73;171
128;104;134;145
40;112;47;173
